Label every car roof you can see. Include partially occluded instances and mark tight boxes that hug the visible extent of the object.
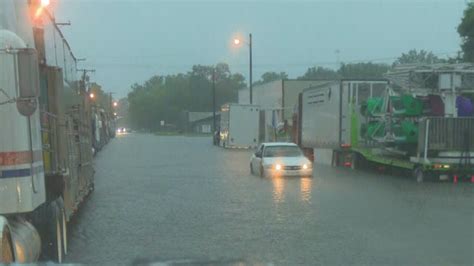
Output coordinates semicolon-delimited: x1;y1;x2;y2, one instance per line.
261;142;298;147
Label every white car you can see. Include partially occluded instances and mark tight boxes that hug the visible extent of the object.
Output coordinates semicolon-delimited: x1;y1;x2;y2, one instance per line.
250;142;313;177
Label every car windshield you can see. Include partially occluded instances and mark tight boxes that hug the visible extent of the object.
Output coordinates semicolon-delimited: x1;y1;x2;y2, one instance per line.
264;146;302;157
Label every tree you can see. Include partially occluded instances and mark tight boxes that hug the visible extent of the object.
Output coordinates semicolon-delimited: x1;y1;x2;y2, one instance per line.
393;49;444;65
253;71;288;85
338;62;390;79
458;2;474;62
127;63;245;131
298;66;340;80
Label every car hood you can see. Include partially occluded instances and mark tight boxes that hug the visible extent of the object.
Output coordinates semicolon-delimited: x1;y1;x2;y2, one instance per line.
262;156;311;166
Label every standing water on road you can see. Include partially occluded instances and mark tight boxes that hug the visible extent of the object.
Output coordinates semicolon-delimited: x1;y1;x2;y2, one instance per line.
66;134;473;265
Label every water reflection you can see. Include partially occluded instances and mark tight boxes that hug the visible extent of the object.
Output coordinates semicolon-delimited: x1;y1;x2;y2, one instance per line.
271;177;285;203
271;176;313;204
300;177;312;203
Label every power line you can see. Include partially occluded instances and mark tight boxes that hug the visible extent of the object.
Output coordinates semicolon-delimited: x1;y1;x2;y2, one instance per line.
79;51;459;70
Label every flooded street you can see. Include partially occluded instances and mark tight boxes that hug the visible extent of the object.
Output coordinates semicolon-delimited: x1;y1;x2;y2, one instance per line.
66;134;473;265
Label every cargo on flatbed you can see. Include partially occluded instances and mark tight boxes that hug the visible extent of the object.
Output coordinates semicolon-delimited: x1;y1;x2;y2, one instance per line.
295;65;474;182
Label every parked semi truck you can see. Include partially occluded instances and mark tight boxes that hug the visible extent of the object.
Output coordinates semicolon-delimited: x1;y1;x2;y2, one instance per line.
0;0;95;262
219;104;260;148
296;67;474;182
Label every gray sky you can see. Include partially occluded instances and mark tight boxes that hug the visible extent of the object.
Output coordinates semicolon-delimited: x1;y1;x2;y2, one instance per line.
56;0;468;97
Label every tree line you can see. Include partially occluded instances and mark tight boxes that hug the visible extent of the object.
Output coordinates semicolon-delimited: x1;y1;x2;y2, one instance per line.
128;63;245;130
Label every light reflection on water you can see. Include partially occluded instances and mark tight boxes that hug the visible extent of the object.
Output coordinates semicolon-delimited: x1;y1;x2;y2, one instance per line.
271;176;313;204
300;177;312;203
272;177;285;203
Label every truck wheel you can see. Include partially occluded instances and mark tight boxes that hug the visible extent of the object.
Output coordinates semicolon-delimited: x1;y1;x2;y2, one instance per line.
1;228;14;263
413;167;424;183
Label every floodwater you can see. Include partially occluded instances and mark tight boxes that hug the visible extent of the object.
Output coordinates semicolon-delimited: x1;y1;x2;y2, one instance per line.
66;134;473;265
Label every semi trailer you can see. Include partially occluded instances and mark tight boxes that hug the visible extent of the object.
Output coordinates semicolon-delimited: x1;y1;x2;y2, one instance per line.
219;104;260;148
296;68;474;182
0;0;97;262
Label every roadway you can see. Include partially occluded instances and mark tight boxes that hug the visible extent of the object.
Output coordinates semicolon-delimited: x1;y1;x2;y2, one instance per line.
65;133;473;265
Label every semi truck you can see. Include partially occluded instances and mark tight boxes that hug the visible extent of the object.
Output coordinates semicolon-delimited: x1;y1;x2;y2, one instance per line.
296;67;474;182
0;0;96;262
219;104;260;148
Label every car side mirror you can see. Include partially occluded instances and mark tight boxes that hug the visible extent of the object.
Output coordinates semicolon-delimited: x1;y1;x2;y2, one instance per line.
255;151;262;158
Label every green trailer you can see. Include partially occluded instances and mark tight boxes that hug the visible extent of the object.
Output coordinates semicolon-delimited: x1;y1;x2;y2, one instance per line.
299;71;474;182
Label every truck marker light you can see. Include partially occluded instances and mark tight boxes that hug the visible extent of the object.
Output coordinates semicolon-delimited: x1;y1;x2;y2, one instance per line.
453;175;458;184
471;176;474;183
343;162;352;167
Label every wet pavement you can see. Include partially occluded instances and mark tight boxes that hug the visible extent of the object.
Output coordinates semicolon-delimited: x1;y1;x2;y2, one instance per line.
66;134;473;265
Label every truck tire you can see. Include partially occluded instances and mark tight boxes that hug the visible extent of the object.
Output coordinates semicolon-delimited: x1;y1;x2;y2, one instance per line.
1;228;14;263
413;167;424;183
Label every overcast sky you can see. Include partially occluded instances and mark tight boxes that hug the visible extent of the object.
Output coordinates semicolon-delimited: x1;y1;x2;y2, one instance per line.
55;0;468;97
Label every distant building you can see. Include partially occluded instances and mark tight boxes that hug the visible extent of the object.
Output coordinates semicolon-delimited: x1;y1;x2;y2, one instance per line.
190;114;221;134
180;111;220;133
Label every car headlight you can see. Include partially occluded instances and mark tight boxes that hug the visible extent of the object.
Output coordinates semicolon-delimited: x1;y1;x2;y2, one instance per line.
303;164;308;170
275;164;282;171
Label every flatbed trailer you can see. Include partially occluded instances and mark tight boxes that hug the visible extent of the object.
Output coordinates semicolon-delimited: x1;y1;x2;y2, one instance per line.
297;76;474;182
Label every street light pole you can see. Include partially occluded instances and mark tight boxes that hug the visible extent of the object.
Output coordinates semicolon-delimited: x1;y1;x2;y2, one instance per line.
249;33;253;104
212;68;216;133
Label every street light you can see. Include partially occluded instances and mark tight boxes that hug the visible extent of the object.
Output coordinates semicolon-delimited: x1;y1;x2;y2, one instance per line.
233;33;253;104
113;101;118;107
89;93;95;99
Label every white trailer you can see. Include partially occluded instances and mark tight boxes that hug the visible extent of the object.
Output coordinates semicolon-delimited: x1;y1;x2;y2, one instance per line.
245;79;333;142
1;0;94;263
219;104;260;148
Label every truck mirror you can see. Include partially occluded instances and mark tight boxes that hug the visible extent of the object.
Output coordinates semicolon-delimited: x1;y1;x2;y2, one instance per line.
15;49;40;116
17;48;40;98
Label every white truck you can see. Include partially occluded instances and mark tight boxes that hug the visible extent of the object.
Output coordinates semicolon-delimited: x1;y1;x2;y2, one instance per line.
1;0;94;262
219;104;260;148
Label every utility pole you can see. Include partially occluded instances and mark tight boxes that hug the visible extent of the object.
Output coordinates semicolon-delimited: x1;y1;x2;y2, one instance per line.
249;33;253;104
77;68;96;91
212;68;216;134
